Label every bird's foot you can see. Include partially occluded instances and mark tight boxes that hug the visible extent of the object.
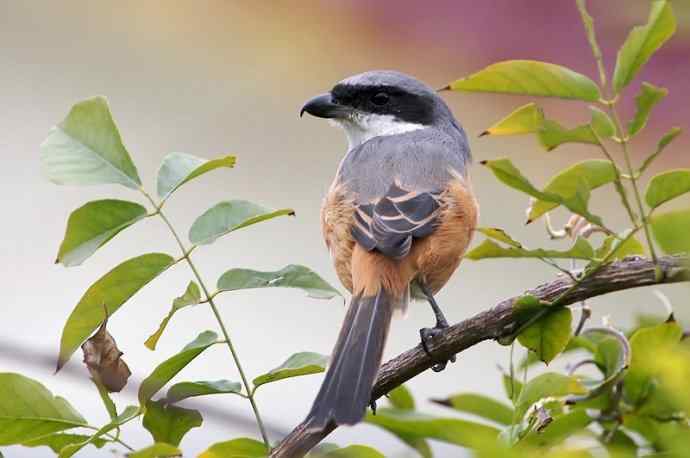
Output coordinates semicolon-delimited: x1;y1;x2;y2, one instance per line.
420;322;455;372
369;399;377;415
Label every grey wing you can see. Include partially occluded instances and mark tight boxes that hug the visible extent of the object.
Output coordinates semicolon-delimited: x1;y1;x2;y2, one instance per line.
351;182;442;259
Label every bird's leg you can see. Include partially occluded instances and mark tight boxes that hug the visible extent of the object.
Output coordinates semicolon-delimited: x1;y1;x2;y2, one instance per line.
418;283;456;372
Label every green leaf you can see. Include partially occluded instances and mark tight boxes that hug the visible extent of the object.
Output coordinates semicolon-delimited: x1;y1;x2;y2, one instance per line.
56;199;148;267
378;387;432;458
446;60;601;101
639;127;682;174
198;438;269;458
145;281;202;351
366;408;499;449
128;443;182;458
476;227;522;247
481;158;604;226
517;307;573;364
387;385;415;410
528;160;617;223
166;380;242;404
0;373;86;445
629;82;668;136
57;253;174;370
581;328;631;397
22;434;107;454
481;103;545;136
157;152;236;202
589;106;616;139
253;352;328;389
216;264;341;300
624;321;682;406
40;96;141;189
433;393;514;425
189;200;294;245
139;331;219;405
59;405;140;458
320;445;385;458
520;410;593;448
650;209;690;255
594;230;645;261
613;1;676;92
466;237;594;261
537;120;597;151
142;400;202;446
515;373;587;419
92;378;117;420
645;169;690;209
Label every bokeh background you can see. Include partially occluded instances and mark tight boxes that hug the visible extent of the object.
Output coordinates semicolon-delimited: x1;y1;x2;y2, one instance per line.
1;1;689;457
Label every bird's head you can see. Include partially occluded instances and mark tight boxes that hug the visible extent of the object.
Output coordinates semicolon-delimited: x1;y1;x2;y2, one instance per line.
300;70;454;149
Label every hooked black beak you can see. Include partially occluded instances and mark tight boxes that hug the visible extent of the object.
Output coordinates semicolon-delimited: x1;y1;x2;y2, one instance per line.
300;93;350;119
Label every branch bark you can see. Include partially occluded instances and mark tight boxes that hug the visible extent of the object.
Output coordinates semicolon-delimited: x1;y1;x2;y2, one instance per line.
271;255;689;457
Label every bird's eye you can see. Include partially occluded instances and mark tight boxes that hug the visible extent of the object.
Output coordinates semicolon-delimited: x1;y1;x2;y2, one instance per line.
371;92;390;106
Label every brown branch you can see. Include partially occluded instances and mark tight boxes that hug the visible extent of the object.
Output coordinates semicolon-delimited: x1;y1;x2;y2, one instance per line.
271;255;689;457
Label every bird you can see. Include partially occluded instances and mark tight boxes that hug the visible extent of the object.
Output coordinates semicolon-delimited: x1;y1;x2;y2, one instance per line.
300;70;478;430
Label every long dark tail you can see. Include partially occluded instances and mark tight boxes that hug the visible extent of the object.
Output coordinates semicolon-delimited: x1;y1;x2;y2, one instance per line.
306;288;395;429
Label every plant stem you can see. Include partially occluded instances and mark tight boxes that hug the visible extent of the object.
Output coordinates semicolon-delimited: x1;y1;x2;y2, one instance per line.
590;127;639;225
83;425;135;451
607;107;659;264
140;190;270;447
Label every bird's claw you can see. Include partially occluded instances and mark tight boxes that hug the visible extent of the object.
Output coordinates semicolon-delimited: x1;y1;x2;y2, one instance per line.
420;326;456;372
369;399;377;415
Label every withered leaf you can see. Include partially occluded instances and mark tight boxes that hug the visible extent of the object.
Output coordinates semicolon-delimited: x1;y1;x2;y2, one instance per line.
81;308;131;392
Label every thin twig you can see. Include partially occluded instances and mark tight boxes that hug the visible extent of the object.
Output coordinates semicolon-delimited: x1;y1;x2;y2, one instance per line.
140;189;271;446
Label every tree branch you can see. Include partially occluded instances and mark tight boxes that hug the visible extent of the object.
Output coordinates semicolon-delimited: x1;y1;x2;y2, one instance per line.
271;255;689;457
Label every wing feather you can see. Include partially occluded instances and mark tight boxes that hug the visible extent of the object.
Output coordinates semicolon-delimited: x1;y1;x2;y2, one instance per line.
351;182;442;259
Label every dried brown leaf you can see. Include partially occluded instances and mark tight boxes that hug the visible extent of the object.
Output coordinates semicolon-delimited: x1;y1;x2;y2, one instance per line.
81;307;131;392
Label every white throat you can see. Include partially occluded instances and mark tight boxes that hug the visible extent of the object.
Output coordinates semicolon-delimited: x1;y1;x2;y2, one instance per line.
330;112;425;150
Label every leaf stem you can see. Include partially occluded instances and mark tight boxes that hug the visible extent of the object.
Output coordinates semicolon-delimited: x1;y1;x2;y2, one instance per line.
83;425;135;451
607;107;659;264
140;189;270;447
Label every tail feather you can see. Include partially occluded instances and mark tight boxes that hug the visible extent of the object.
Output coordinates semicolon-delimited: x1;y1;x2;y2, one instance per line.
306;288;395;429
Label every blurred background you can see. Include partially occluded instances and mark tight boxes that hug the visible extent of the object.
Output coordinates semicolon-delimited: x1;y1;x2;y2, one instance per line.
1;1;688;456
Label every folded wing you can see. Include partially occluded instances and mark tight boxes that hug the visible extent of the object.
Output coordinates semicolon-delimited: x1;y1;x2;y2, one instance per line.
352;182;442;259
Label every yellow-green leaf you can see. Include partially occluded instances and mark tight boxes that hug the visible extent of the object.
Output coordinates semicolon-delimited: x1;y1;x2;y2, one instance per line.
57;253;175;371
433;393;514;425
613;1;676;92
480;103;544;136
537;120;596;151
639;127;682;175
517;307;573;364
127;443;182;458
515;373;587;419
589;106;616;139
645;169;690;209
446;60;601;101
59;405;140;458
156;152;236;202
145;281;202;351
142;400;202;447
139;331;218;405
189;200;294;245
40;97;141;189
216;264;341;300
199;438;268;458
624;321;682;406
0;374;87;445
253;352;328;389
528;160;617;223
629;82;668;136
166;380;242;404
56;200;148;267
650;209;690;255
466;237;594;261
366;408;499;449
